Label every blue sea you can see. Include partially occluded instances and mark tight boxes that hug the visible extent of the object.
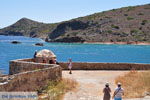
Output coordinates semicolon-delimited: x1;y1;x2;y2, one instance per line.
0;35;150;74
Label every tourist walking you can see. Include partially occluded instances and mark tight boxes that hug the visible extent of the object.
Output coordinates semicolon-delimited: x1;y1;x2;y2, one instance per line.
103;82;111;100
113;82;124;100
68;58;72;74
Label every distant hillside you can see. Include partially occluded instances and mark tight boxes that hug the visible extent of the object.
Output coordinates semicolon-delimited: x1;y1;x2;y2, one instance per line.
0;4;150;43
0;18;58;39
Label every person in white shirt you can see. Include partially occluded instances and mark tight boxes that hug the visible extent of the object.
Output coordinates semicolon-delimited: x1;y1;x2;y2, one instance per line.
113;82;124;100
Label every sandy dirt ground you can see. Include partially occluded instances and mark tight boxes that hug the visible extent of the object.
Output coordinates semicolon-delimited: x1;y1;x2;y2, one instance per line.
63;70;127;100
62;70;149;100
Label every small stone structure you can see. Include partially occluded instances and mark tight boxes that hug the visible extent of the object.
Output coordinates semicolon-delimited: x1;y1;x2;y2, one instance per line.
35;49;57;64
0;49;62;92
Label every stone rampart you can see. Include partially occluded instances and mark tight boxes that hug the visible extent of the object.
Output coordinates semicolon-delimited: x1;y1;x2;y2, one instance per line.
0;66;62;91
9;58;56;75
0;58;62;92
59;62;150;70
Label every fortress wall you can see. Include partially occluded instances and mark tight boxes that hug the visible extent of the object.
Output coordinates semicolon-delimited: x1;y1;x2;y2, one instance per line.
59;62;150;70
9;58;56;75
0;65;62;91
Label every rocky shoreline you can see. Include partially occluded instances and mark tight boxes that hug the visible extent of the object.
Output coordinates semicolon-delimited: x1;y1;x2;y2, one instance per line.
83;41;150;45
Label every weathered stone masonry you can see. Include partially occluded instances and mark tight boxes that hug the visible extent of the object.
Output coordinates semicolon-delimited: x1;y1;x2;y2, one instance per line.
60;62;150;70
0;58;149;92
9;58;57;75
0;58;62;91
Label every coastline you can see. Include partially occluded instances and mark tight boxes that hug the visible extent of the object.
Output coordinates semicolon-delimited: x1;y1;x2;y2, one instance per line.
83;41;150;45
1;35;150;45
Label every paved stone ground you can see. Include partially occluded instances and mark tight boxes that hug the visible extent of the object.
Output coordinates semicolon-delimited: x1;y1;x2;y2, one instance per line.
62;70;149;100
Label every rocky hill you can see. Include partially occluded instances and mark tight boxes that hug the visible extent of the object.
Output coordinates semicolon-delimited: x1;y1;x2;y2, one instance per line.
0;18;58;39
0;4;150;43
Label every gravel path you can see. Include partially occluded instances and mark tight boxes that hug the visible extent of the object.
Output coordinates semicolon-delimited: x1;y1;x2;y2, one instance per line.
62;70;149;100
63;70;127;100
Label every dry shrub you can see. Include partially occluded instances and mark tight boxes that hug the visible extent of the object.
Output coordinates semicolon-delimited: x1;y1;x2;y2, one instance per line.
38;78;78;100
115;71;150;98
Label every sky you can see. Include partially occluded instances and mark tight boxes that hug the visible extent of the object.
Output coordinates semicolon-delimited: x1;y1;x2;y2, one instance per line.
0;0;150;28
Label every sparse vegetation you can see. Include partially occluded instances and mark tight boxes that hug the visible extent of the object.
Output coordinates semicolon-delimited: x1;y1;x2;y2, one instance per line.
130;29;138;33
138;13;144;15
107;30;112;33
111;24;120;29
144;7;150;9
30;26;38;30
139;27;142;30
110;9;117;11
38;78;78;100
127;6;135;11
71;32;78;36
0;4;150;43
141;20;148;25
127;17;134;20
115;71;150;98
124;14;128;16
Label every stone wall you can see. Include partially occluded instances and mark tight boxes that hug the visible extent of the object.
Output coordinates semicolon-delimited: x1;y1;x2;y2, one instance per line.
0;58;62;92
9;58;56;75
0;65;62;91
59;62;150;70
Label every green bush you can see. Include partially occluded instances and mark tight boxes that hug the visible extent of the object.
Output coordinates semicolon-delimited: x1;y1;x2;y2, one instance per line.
124;14;128;16
141;20;148;25
111;24;120;29
127;6;135;11
138;13;144;15
130;29;138;33
127;17;134;20
107;30;112;33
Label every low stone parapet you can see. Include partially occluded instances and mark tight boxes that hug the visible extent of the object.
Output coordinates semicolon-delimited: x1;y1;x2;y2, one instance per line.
0;58;62;92
59;62;150;70
9;58;56;75
0;65;62;91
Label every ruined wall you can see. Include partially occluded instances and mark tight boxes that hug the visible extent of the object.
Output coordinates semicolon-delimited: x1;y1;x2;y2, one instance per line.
9;58;56;75
0;66;62;91
59;62;150;70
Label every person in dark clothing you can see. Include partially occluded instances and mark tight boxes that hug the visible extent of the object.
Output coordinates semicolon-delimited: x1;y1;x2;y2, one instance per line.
33;50;37;62
49;60;53;64
49;59;59;65
56;61;59;65
103;83;111;100
33;50;37;58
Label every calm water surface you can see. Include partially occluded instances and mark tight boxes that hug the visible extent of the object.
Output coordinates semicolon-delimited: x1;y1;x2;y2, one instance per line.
0;35;150;74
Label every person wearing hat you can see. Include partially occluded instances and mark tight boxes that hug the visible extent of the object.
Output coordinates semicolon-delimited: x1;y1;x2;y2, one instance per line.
113;82;124;100
103;82;111;100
